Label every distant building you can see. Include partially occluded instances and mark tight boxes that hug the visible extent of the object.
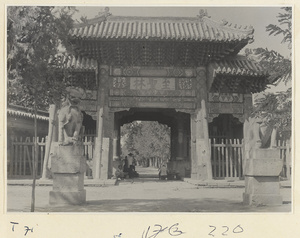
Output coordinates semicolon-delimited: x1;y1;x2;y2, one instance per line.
7;104;49;139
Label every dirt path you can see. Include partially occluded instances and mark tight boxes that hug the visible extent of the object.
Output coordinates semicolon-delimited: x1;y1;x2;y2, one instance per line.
7;177;291;213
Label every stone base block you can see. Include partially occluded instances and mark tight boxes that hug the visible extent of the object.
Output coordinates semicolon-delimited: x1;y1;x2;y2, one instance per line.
254;148;280;159
53;173;84;191
243;193;282;206
244;158;283;176
168;160;190;179
245;176;280;194
51;144;86;173
49;190;86;205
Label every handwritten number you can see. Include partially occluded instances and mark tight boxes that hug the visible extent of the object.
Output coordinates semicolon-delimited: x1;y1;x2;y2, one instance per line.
233;225;244;233
142;226;151;238
168;223;184;236
24;226;33;236
222;226;229;236
142;223;184;238
150;224;168;238
209;225;216;237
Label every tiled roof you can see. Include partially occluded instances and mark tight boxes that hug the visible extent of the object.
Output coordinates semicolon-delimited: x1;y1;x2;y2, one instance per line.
209;55;269;93
210;55;268;77
70;15;254;43
55;55;98;71
7;105;49;121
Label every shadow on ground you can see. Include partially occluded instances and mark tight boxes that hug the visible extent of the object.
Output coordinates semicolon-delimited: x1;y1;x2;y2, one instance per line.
35;197;291;213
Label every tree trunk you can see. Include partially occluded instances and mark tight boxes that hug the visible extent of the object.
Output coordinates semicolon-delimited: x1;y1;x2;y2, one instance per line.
31;100;38;212
41;104;56;179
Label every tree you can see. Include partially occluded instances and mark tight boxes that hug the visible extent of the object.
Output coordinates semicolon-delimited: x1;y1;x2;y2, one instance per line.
7;6;76;212
245;7;292;140
266;7;292;49
7;6;76;109
121;121;170;166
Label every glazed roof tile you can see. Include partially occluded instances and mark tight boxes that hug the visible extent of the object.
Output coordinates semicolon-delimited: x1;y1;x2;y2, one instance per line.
7;105;49;121
58;54;267;77
71;15;254;43
210;55;268;77
54;55;98;71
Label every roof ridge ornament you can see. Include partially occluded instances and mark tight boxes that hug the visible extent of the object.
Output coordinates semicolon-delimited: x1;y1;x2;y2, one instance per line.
197;9;210;21
97;7;111;19
220;18;253;32
74;7;111;27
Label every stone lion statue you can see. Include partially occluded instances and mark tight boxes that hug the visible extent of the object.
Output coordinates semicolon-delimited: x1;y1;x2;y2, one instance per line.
244;116;277;159
57;87;85;146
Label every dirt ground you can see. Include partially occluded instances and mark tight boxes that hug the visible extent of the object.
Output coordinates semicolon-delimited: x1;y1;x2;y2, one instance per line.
6;177;291;213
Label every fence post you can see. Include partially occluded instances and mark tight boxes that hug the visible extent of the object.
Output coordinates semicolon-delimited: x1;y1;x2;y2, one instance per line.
14;136;18;175
40;137;45;176
221;139;225;178
217;139;221;178
19;137;23;176
25;139;32;175
225;139;229;178
241;139;245;179
212;138;216;178
286;139;291;180
24;137;31;176
233;139;237;178
9;136;14;177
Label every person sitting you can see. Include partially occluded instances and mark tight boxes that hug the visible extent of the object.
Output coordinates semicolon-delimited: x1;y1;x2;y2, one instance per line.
115;164;125;185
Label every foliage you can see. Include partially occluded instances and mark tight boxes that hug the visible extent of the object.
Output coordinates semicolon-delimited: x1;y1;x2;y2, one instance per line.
7;6;77;110
266;7;292;49
252;89;292;139
121;121;170;164
245;48;291;85
7;6;77;212
245;7;292;139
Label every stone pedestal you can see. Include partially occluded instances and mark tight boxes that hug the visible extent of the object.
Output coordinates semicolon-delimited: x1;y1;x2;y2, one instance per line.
243;149;283;206
49;144;86;205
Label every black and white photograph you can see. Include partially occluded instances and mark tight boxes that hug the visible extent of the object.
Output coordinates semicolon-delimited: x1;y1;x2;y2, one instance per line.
5;5;293;216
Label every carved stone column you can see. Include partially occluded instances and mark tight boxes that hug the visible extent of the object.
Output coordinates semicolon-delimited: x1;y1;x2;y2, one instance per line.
93;65;109;179
191;67;212;180
113;114;121;160
190;113;197;179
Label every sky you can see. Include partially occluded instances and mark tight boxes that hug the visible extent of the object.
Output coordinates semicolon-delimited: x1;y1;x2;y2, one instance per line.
74;6;291;58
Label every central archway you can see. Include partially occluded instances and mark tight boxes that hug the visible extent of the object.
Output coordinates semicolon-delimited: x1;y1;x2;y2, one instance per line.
113;108;191;179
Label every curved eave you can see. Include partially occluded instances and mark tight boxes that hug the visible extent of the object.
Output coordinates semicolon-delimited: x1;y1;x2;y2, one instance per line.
52;55;98;72
211;74;269;94
208;56;270;93
7;110;49;121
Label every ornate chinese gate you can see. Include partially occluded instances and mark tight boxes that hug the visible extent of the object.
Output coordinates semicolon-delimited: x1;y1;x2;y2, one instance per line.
51;9;269;180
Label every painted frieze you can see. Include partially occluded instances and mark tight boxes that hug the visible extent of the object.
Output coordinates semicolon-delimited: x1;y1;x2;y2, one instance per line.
208;93;243;103
111;66;195;78
109;96;195;109
208;103;243;114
